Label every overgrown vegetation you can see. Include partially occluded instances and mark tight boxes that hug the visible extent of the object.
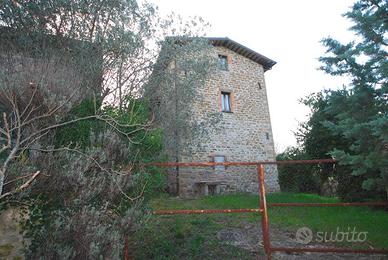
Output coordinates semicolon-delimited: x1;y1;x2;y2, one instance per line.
0;0;214;258
276;148;321;194
22;99;166;259
278;0;387;201
53;99;103;149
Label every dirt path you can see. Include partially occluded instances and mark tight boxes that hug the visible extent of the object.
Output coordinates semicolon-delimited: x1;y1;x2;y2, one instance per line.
217;223;387;259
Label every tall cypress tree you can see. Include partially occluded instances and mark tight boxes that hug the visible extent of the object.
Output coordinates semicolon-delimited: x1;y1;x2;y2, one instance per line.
318;0;387;199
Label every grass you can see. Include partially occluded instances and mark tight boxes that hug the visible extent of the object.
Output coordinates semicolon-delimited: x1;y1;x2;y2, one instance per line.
130;193;388;259
130;213;256;259
267;193;388;249
130;206;256;258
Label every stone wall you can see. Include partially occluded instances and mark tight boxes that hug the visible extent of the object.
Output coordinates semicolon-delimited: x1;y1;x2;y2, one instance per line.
157;45;280;197
0;208;25;259
0;28;102;108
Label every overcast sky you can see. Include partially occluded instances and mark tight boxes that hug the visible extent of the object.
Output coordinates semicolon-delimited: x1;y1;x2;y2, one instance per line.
149;0;355;152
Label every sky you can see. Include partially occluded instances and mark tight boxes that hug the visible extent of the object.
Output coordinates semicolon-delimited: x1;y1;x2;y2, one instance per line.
148;0;355;152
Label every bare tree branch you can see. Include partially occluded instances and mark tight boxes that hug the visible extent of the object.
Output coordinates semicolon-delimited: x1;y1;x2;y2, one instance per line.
0;171;41;200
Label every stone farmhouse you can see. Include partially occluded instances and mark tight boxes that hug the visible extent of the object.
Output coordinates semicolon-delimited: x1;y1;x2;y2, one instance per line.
152;37;280;197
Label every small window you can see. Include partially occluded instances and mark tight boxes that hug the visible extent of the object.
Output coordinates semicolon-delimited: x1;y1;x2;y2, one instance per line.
218;55;228;70
221;92;231;112
214;155;226;171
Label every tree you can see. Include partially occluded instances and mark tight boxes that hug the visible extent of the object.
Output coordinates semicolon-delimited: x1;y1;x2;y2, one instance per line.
297;91;383;200
317;0;387;199
145;37;218;194
0;0;211;200
0;0;213;257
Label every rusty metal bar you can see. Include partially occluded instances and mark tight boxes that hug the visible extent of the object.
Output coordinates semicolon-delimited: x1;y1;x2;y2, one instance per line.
268;202;388;207
258;164;271;259
124;236;130;260
149;159;336;168
273;159;336;165
153;208;262;215
150;161;259;167
270;246;388;254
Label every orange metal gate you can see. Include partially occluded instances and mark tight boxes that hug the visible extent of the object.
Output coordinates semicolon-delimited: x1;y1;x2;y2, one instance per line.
149;159;388;259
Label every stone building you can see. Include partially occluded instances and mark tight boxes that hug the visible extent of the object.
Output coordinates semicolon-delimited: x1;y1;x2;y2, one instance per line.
153;37;279;197
0;27;102;107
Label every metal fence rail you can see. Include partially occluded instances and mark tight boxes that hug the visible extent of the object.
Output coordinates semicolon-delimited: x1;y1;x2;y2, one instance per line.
148;159;388;259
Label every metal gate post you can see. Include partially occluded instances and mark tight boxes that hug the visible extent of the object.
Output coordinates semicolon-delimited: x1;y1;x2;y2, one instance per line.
124;236;130;260
258;164;271;259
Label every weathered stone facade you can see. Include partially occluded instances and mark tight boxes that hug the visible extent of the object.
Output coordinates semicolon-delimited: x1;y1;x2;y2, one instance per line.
0;27;102;106
156;38;280;197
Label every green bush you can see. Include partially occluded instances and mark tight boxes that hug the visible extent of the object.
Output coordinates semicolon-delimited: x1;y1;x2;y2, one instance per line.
335;165;386;202
54;98;103;149
23;97;166;258
277;148;320;194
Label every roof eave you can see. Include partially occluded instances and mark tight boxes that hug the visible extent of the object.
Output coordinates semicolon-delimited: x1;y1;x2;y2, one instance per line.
206;37;276;72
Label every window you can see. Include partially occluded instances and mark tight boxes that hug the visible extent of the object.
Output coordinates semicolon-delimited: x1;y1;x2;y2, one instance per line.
221;92;231;112
218;55;228;70
213;155;226;171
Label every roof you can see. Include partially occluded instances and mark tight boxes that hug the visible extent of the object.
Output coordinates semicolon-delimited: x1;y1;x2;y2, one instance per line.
207;37;276;71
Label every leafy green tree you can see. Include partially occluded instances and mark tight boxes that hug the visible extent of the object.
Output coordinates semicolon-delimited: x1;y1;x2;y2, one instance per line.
317;0;387;199
297;91;384;201
145;37;218;194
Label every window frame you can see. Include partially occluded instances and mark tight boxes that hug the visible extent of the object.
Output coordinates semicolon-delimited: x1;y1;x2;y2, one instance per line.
210;154;227;171
218;54;228;71
221;91;232;113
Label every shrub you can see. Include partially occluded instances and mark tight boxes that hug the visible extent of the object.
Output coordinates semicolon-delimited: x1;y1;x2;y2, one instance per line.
54;99;103;149
335;165;386;202
277;148;320;194
21;99;166;259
